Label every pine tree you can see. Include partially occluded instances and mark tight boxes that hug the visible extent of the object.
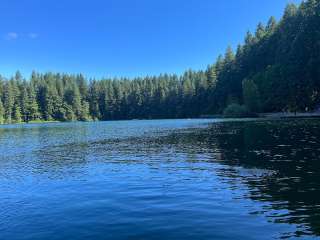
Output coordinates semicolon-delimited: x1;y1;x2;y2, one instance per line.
88;80;101;120
206;65;217;89
244;31;255;46
70;83;82;120
0;99;4;124
266;16;277;34
255;22;266;40
13;104;22;123
80;101;91;121
3;81;14;123
27;85;40;121
224;46;235;65
283;3;298;20
20;82;29;122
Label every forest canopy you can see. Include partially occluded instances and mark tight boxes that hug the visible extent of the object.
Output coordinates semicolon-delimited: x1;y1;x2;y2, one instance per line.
0;0;319;123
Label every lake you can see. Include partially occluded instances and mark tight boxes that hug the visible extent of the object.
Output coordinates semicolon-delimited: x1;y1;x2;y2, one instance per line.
1;119;320;240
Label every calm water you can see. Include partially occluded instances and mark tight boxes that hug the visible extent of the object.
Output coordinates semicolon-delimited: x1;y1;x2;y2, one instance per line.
1;119;320;240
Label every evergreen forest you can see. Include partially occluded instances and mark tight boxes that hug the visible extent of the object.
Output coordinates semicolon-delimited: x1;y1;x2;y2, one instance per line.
0;0;319;123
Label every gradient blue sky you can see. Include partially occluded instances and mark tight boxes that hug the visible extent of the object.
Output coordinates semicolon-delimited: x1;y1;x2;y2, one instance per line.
0;0;301;79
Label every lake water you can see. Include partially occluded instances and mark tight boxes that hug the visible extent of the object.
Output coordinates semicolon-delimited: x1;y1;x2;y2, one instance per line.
1;119;320;240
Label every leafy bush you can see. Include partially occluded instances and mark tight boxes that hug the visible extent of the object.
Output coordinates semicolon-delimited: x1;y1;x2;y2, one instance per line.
223;104;251;118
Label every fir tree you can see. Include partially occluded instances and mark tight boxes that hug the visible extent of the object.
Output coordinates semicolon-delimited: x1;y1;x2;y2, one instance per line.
0;99;4;124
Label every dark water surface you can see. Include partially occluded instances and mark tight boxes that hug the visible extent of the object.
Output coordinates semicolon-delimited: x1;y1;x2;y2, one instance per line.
1;119;320;240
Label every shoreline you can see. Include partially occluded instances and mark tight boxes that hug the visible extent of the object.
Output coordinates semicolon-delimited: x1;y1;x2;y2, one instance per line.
259;112;320;119
201;112;320;119
1;113;320;126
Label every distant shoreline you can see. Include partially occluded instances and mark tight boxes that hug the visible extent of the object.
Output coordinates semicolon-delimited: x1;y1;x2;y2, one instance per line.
201;112;320;119
1;113;320;126
258;112;320;119
0;120;61;126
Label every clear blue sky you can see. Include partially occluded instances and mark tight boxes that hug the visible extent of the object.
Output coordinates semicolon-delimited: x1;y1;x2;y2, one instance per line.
0;0;301;79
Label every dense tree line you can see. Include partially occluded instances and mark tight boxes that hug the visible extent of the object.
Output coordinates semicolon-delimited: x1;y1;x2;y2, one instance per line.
0;70;212;123
211;0;320;113
0;0;319;123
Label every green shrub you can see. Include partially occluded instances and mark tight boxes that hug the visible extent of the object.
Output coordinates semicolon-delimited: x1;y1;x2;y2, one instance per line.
223;104;251;118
